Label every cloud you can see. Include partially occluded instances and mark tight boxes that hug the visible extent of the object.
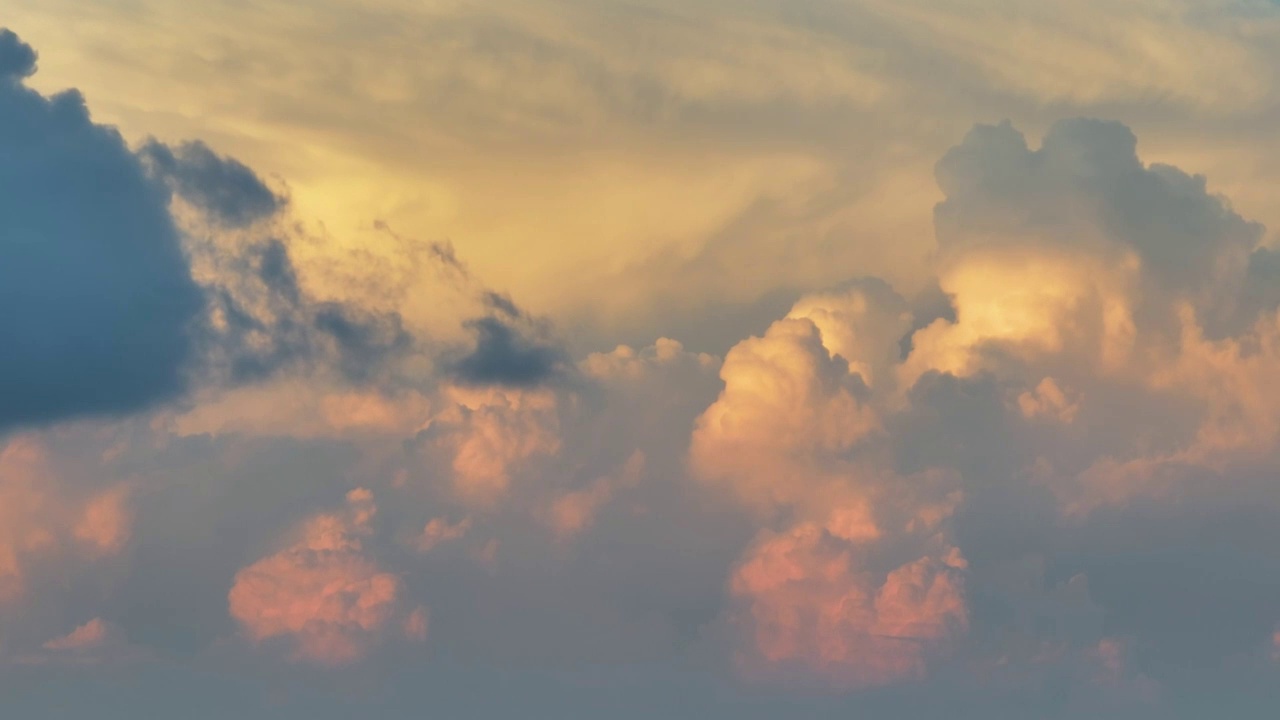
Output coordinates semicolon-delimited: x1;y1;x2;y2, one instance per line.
0;28;36;79
689;284;890;514
544;450;645;540
42;617;113;651
140;139;286;228
195;231;416;389
10;11;1280;716
452;315;567;387
415;516;472;553
730;523;968;690
15;617;145;667
416;385;562;505
907;118;1280;487
894;118;1280;681
1017;377;1079;424
0;30;204;431
228;488;419;666
165;381;432;439
932;119;1261;332
690;281;975;688
674;115;1280;698
0;434;132;604
425;252;571;389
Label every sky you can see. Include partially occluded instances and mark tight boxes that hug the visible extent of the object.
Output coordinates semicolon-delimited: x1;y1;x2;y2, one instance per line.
5;0;1280;717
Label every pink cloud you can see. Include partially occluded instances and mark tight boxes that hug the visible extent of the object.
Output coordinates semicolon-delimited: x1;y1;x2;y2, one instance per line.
0;436;132;604
427;386;561;505
20;617;147;667
730;520;967;689
545;451;645;541
74;484;132;556
43;618;112;652
404;606;430;643
228;488;421;666
415;516;472;553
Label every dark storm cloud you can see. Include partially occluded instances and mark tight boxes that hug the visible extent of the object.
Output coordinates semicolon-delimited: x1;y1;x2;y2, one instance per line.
0;27;422;431
0;30;205;431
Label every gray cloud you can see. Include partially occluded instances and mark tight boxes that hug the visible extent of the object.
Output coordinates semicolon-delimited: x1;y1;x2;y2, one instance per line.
0;29;36;79
140;139;286;228
201;237;414;386
451;315;568;388
934;118;1265;337
0;30;205;432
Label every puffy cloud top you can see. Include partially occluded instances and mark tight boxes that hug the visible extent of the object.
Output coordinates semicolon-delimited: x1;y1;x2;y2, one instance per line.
0;30;36;79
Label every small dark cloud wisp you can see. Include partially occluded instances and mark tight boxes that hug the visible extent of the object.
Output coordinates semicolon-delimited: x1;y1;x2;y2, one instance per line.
140;139;285;228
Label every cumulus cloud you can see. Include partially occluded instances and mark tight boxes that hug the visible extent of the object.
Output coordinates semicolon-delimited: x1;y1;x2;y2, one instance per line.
675;115;1280;699
688;280;950;544
894;118;1280;684
416;385;562;505
730;523;967;690
690;281;974;688
228;488;420;665
905;119;1280;502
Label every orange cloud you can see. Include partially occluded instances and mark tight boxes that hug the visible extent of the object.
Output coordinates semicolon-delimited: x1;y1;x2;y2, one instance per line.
545;451;645;541
0;435;132;603
43;618;112;652
1018;377;1080;424
415;516;472;553
74;484;132;556
228;488;419;665
20;617;142;667
166;381;433;440
901;246;1139;387
690;313;880;514
403;605;430;643
427;386;561;505
731;520;967;689
688;284;977;687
